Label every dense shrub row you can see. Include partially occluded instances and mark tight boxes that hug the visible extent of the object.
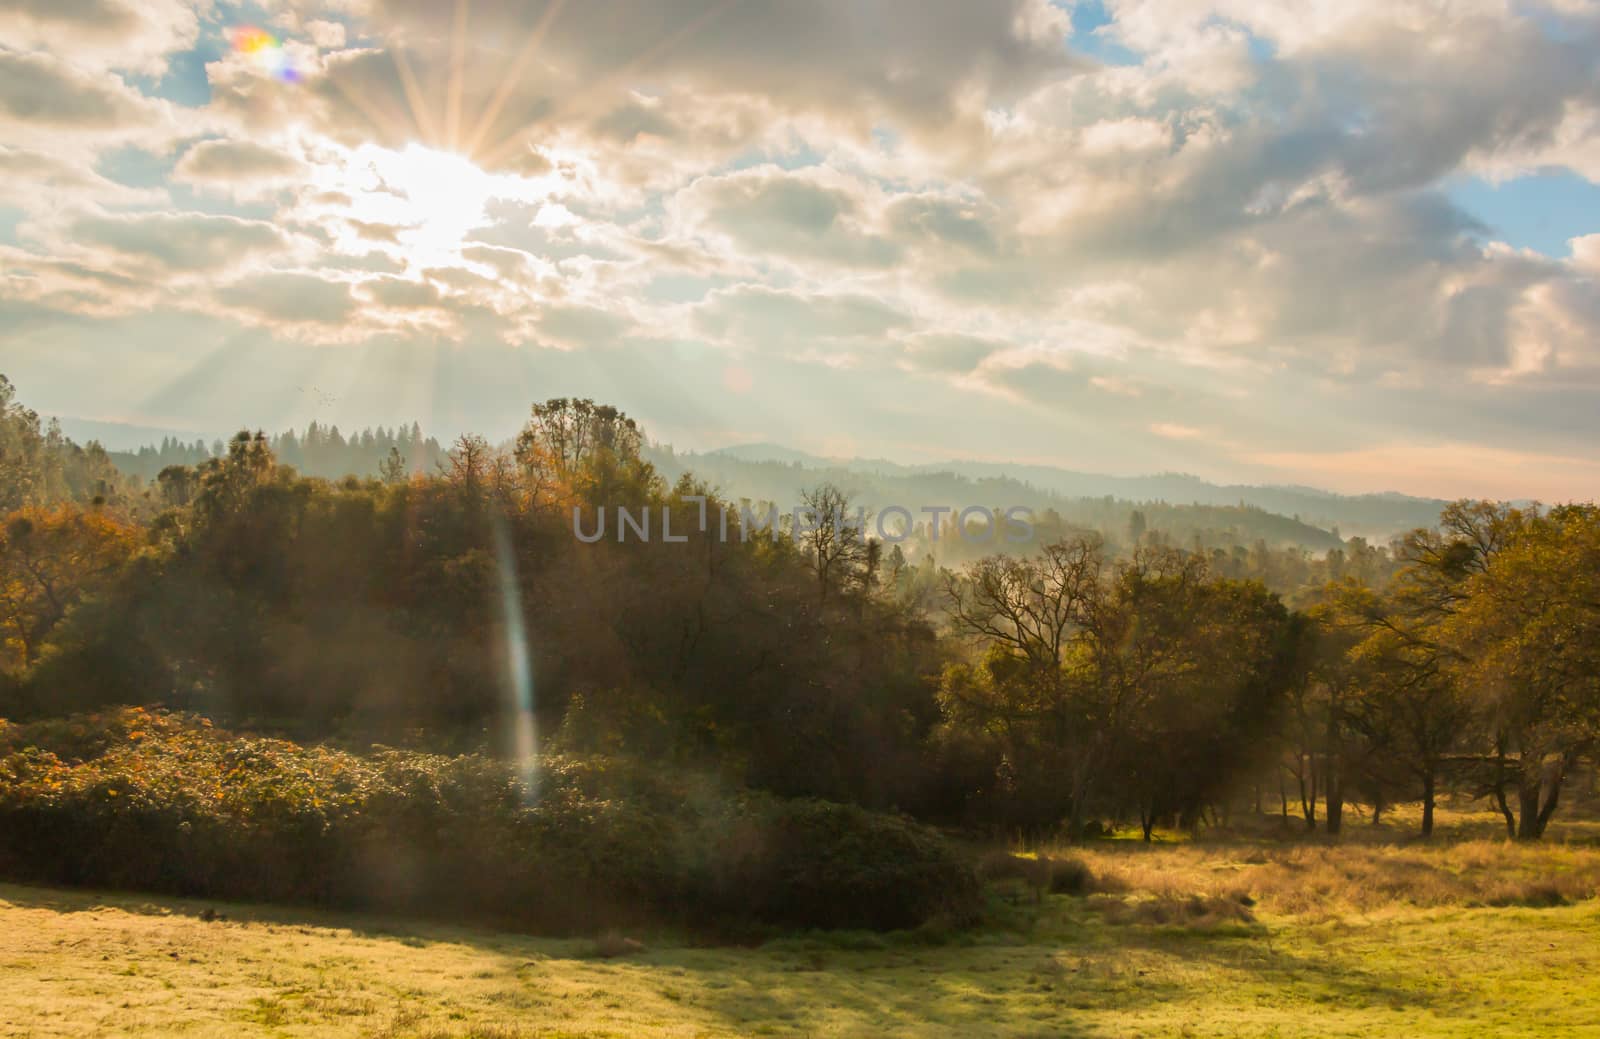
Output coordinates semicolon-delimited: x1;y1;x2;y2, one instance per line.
0;709;978;933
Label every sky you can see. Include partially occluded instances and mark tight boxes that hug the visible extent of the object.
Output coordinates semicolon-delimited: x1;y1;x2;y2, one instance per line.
3;0;1600;501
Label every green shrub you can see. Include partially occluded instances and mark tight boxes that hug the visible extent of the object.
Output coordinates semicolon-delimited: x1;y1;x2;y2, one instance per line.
0;708;978;934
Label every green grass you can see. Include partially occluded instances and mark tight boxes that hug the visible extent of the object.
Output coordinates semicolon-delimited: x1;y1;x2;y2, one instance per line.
3;862;1598;1038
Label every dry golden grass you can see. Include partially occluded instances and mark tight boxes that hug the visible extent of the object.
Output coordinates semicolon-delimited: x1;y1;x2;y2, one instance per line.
1052;840;1600;922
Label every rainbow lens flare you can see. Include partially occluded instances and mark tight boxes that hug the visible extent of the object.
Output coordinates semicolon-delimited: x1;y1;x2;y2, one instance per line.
230;25;302;83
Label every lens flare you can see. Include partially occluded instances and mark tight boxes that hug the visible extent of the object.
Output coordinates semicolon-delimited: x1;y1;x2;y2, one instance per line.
230;25;303;83
493;517;538;801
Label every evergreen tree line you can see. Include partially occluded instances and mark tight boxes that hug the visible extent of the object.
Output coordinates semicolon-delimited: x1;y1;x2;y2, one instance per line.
112;422;449;484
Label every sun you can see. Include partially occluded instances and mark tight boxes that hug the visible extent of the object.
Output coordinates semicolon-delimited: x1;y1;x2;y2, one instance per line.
309;141;562;270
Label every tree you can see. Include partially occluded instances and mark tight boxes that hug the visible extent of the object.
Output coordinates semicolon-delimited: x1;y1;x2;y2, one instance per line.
445;434;495;494
379;446;408;485
0;375;129;510
194;432;276;522
515;398;656;510
0;375;47;512
794;483;871;605
1322;580;1471;837
1438;503;1600;839
941;538;1103;833
0;505;138;672
1114;569;1299;839
943;539;1299;840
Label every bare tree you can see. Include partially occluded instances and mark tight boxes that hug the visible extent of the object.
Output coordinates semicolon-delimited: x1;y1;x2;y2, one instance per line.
795;483;870;605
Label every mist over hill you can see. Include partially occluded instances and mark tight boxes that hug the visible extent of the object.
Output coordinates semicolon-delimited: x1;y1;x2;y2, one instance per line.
653;443;1448;546
93;423;1449;552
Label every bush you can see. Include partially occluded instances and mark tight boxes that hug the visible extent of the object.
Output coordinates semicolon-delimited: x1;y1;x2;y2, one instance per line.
1047;855;1094;895
974;851;1095;900
0;708;978;934
714;798;982;931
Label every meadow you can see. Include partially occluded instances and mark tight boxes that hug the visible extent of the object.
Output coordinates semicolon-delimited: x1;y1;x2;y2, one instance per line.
4;817;1599;1039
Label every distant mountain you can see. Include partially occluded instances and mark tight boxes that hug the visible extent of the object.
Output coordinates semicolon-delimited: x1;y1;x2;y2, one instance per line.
706;442;835;467
679;444;1449;544
655;449;1333;553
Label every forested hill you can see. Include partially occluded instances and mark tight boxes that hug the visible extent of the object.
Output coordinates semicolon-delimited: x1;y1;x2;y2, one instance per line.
647;447;1343;554
678;443;1447;542
88;423;1428;553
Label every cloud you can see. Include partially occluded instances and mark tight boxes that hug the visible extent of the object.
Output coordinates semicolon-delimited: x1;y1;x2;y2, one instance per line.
361;275;442;310
174;139;307;184
69;211;288;272
675;166;900;270
4;0;1600;497
0;51;165;131
1148;421;1204;440
0;145;158;208
359;0;1077;150
898;333;1007;373
0;0;201;75
693;285;911;351
536;303;634;349
215;271;357;325
884;195;1001;257
1242;441;1600;501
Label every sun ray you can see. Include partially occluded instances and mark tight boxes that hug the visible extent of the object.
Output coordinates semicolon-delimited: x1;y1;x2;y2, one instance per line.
476;0;744;170
461;0;571;161
320;53;418;150
445;0;471;151
391;43;442;144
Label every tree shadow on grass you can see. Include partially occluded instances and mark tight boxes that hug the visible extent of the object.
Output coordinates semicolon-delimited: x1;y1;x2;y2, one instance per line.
1102;920;1441;1013
0;878;1487;1037
0;879;1106;1037
0;880;591;955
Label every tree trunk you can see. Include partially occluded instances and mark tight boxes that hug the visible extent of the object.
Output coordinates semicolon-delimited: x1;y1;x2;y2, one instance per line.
1066;755;1094;845
1527;756;1571;840
1516;779;1543;841
1300;757;1318;831
1493;743;1517;839
1325;766;1344;836
1420;771;1435;838
1494;781;1517;839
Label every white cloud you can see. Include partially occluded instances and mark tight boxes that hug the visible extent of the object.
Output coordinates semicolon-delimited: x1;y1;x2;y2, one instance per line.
0;0;203;75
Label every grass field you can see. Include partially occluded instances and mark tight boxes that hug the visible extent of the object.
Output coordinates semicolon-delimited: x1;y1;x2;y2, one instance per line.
5;818;1600;1038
